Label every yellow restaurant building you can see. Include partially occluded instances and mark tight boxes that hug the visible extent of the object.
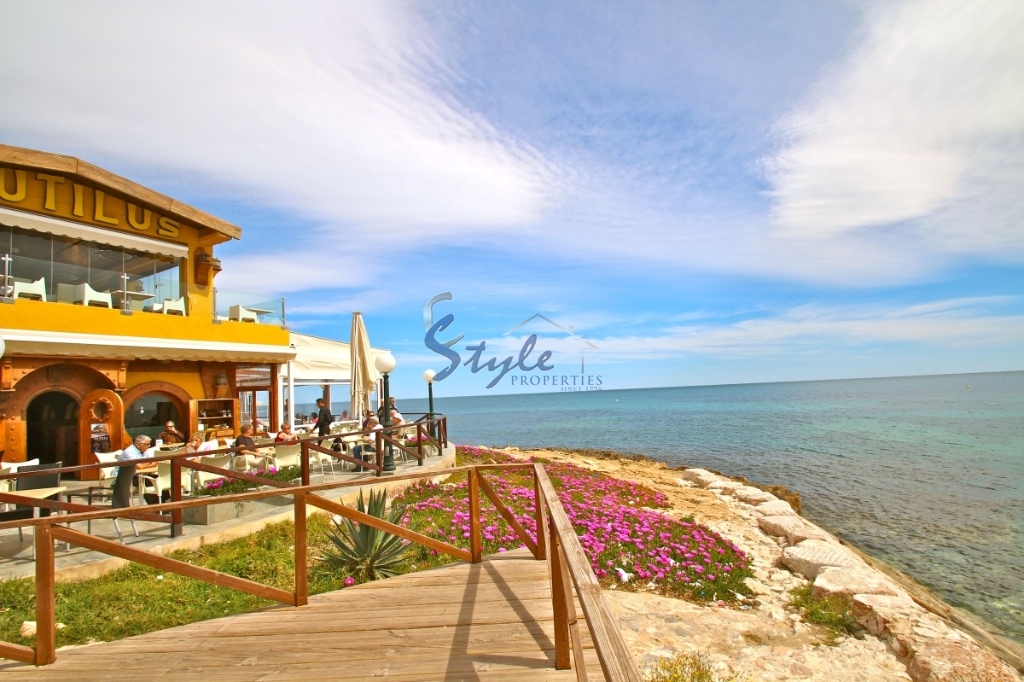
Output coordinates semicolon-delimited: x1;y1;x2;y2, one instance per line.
0;143;298;478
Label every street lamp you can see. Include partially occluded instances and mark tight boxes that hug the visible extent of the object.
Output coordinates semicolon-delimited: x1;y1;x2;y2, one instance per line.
423;369;436;441
374;351;397;473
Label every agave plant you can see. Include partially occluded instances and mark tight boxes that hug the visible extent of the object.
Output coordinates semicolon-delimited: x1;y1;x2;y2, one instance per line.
321;488;414;582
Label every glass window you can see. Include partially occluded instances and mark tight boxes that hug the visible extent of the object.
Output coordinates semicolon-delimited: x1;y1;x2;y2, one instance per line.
10;226;53;297
0;224;182;308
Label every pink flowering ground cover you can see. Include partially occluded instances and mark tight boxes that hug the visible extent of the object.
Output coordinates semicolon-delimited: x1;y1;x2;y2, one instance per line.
393;445;752;603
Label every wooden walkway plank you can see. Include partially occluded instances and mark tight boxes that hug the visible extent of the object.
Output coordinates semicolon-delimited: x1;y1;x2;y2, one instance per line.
0;549;609;681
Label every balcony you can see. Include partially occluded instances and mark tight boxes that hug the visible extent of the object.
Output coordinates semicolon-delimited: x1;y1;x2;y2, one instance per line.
213;287;286;327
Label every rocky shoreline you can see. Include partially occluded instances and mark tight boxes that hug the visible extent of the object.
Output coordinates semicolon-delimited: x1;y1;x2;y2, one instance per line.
506;447;1023;682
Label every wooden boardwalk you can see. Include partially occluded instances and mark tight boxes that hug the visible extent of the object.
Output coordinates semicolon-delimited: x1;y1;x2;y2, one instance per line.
0;549;604;681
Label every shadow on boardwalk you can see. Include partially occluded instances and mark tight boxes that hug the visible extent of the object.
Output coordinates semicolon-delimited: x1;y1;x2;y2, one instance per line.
0;549;602;681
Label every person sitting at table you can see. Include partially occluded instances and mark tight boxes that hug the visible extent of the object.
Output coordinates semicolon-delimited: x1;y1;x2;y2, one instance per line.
232;423;266;472
275;422;299;443
159;420;186;444
112;434;158;508
340;410;350;421
184;432;205;457
352;415;382;472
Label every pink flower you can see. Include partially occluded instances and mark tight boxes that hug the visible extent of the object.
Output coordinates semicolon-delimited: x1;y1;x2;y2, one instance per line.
344;577;355;587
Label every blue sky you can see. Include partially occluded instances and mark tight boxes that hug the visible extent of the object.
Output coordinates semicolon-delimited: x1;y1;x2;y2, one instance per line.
2;1;1022;399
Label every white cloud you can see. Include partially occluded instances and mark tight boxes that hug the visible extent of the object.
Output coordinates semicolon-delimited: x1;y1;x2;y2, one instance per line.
0;1;555;235
765;0;1024;255
551;297;1024;362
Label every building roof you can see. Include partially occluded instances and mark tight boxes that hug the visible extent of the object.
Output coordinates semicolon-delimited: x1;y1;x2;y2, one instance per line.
0;143;241;240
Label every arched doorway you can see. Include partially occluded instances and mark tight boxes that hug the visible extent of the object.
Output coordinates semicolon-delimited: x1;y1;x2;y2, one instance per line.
125;394;182;441
27;391;79;466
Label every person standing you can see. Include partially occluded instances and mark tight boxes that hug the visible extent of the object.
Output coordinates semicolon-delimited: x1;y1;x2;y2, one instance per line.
315;398;333;438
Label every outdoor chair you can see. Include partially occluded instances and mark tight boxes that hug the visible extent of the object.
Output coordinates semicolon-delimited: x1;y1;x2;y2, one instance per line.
71;451;140;543
272;443;301;469
73;282;112;308
228;304;259;323
152;296;186;315
193;454;233;491
140;460;192;504
0;462;62;558
12;277;46;300
1;459;37;511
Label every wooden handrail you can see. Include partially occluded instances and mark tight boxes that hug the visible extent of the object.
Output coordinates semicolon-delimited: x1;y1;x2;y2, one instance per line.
534;464;643;681
1;457;637;678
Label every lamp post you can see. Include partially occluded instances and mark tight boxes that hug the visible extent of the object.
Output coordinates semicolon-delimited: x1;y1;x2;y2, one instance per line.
374;351;397;473
423;369;436;441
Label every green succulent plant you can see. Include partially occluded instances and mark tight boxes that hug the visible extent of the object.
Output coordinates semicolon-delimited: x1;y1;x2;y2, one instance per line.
321;488;414;582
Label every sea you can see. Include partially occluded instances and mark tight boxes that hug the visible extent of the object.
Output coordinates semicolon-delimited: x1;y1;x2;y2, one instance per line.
394;371;1024;644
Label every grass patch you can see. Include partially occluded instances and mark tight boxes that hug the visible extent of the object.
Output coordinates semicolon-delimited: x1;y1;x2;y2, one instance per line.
644;652;746;682
788;583;859;640
0;515;349;648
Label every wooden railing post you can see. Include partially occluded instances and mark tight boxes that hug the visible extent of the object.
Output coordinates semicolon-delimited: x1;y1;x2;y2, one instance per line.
300;441;310;486
170;458;183;537
469;469;482;563
416;423;424;464
534;466;547;560
294;491;307;607
375;437;383;477
34;524;56;666
549;526;571;670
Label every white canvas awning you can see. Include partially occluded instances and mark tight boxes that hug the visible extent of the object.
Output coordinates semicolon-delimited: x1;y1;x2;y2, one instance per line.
280;332;387;386
0;328;296;363
0;206;189;259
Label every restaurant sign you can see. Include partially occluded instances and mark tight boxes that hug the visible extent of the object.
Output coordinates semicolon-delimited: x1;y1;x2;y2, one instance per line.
0;165;183;240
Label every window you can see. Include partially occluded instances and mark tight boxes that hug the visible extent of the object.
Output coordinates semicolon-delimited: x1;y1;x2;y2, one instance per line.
0;224;182;307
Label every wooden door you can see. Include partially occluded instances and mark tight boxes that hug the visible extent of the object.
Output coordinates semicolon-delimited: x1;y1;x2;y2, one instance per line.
78;388;126;480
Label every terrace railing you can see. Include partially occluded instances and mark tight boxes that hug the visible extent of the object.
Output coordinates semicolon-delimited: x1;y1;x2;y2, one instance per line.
0;455;640;679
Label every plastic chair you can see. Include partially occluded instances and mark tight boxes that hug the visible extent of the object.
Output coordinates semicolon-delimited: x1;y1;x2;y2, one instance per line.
13;277;46;300
74;282;112;308
140;460;192;504
272;443;301;469
153;296;186;315
228;304;259;323
193;454;233;491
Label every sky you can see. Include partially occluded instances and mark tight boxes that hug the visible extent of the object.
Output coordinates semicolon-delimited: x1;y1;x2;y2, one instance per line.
2;0;1022;400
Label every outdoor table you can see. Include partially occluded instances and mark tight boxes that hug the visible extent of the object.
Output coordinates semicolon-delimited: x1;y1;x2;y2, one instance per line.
6;486;68;557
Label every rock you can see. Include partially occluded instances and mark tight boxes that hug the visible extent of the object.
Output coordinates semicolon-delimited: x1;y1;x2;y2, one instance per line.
789;661;814;677
813;566;900;599
907;637;1022;682
679;468;720;487
754;499;797;517
19;621;36;638
781;539;861;579
758;514;805;537
850;594;922;640
743;578;771;595
785;523;830;545
707;479;742;494
734;486;776;505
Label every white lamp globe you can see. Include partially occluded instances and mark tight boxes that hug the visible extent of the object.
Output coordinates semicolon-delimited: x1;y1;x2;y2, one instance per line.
374;351;397;374
423;369;436;383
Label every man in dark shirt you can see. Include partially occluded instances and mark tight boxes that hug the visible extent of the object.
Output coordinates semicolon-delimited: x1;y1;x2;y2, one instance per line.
159;421;185;444
315;398;333;437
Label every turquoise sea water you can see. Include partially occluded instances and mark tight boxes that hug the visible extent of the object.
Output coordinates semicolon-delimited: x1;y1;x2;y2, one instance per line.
401;371;1024;643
